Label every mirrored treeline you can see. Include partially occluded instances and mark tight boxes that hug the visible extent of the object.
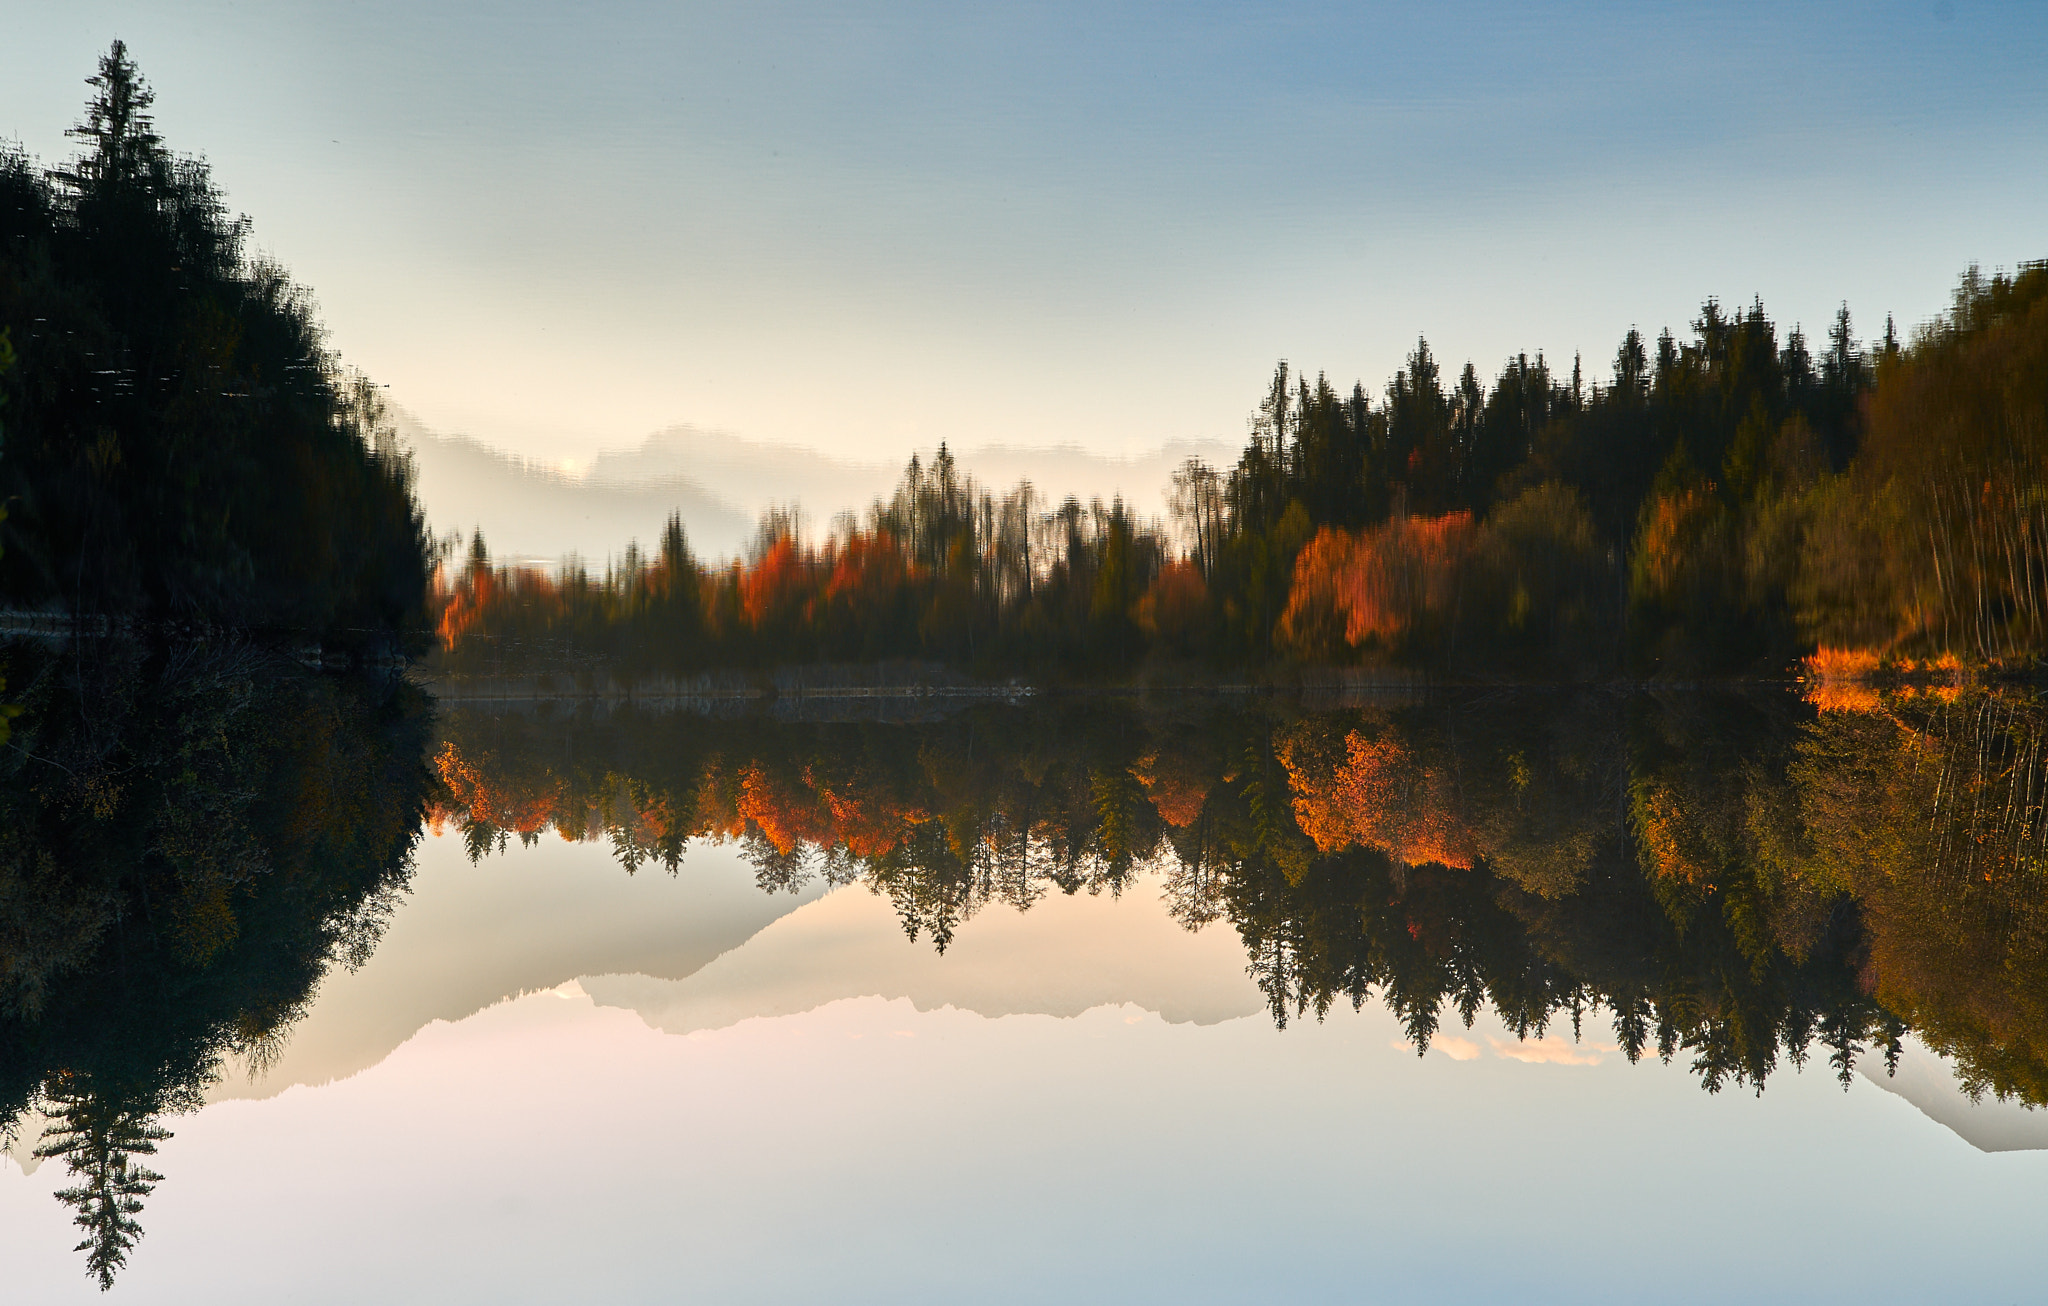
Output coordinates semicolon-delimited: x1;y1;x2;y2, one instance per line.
11;652;2048;1287
432;683;2048;1105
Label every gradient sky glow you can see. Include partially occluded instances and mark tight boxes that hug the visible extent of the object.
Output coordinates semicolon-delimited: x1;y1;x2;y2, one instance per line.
5;2;2046;465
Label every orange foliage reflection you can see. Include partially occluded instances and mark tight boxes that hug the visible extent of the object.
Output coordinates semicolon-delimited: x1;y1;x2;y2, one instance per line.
1134;750;1210;828
429;742;932;862
1279;729;1474;869
432;741;563;835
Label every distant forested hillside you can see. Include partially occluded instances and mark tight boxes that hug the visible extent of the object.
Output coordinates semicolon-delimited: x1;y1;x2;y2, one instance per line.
397;416;754;567
0;44;429;649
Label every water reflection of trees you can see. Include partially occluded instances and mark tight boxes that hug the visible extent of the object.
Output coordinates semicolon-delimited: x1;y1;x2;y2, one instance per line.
434;686;2048;1106
1789;693;2048;1103
0;641;433;1289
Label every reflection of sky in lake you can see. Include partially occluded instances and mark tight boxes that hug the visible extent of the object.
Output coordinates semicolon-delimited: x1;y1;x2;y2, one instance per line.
6;3;2048;467
6;829;2046;1303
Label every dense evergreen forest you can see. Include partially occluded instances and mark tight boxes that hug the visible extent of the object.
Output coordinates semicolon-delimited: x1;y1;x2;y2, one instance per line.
439;261;2048;681
0;44;431;650
0;47;441;1287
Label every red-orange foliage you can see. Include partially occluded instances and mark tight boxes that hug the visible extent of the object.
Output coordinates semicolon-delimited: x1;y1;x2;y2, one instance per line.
1278;728;1474;868
1632;784;1716;885
434;559;568;649
737;763;835;855
430;739;940;860
742;536;814;629
432;742;565;835
1133;559;1210;642
812;772;926;857
825;529;912;607
1279;513;1475;653
1633;486;1718;597
1134;750;1210;827
729;762;929;856
434;563;491;647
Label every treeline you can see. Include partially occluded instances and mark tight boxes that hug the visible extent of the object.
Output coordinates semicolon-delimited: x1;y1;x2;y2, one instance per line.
430;684;2048;1105
436;260;2048;679
0;44;431;650
436;451;1167;678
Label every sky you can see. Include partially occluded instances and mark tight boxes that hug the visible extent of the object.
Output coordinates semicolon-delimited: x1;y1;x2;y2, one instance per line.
4;2;2046;467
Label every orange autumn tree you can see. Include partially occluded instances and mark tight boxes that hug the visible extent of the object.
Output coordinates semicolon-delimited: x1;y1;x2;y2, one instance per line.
435;551;566;651
1132;559;1211;652
1278;512;1475;660
810;768;928;858
736;762;836;855
432;735;936;867
1626;480;1745;670
426;460;1175;677
739;531;816;632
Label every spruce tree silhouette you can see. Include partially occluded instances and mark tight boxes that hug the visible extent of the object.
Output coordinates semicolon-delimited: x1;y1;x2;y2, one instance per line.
33;1074;170;1293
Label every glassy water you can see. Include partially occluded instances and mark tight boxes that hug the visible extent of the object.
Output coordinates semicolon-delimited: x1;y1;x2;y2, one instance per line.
6;651;2048;1301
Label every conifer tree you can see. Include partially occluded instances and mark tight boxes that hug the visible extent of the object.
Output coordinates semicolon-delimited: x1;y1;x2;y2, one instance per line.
34;1077;169;1292
58;40;164;195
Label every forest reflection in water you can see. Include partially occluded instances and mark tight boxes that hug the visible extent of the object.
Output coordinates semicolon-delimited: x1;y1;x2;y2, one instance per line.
0;641;432;1289
8;650;2048;1288
432;680;2048;1108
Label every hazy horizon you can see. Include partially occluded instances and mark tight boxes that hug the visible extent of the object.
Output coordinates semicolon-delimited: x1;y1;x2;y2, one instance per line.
397;403;1238;563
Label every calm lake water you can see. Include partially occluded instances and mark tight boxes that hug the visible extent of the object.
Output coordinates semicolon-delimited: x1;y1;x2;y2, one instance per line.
6;669;2048;1302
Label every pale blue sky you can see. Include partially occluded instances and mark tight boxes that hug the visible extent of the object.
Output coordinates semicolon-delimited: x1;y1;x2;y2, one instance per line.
5;2;2045;465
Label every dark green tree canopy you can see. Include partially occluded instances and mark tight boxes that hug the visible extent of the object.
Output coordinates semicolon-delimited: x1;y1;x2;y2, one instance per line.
0;43;429;649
